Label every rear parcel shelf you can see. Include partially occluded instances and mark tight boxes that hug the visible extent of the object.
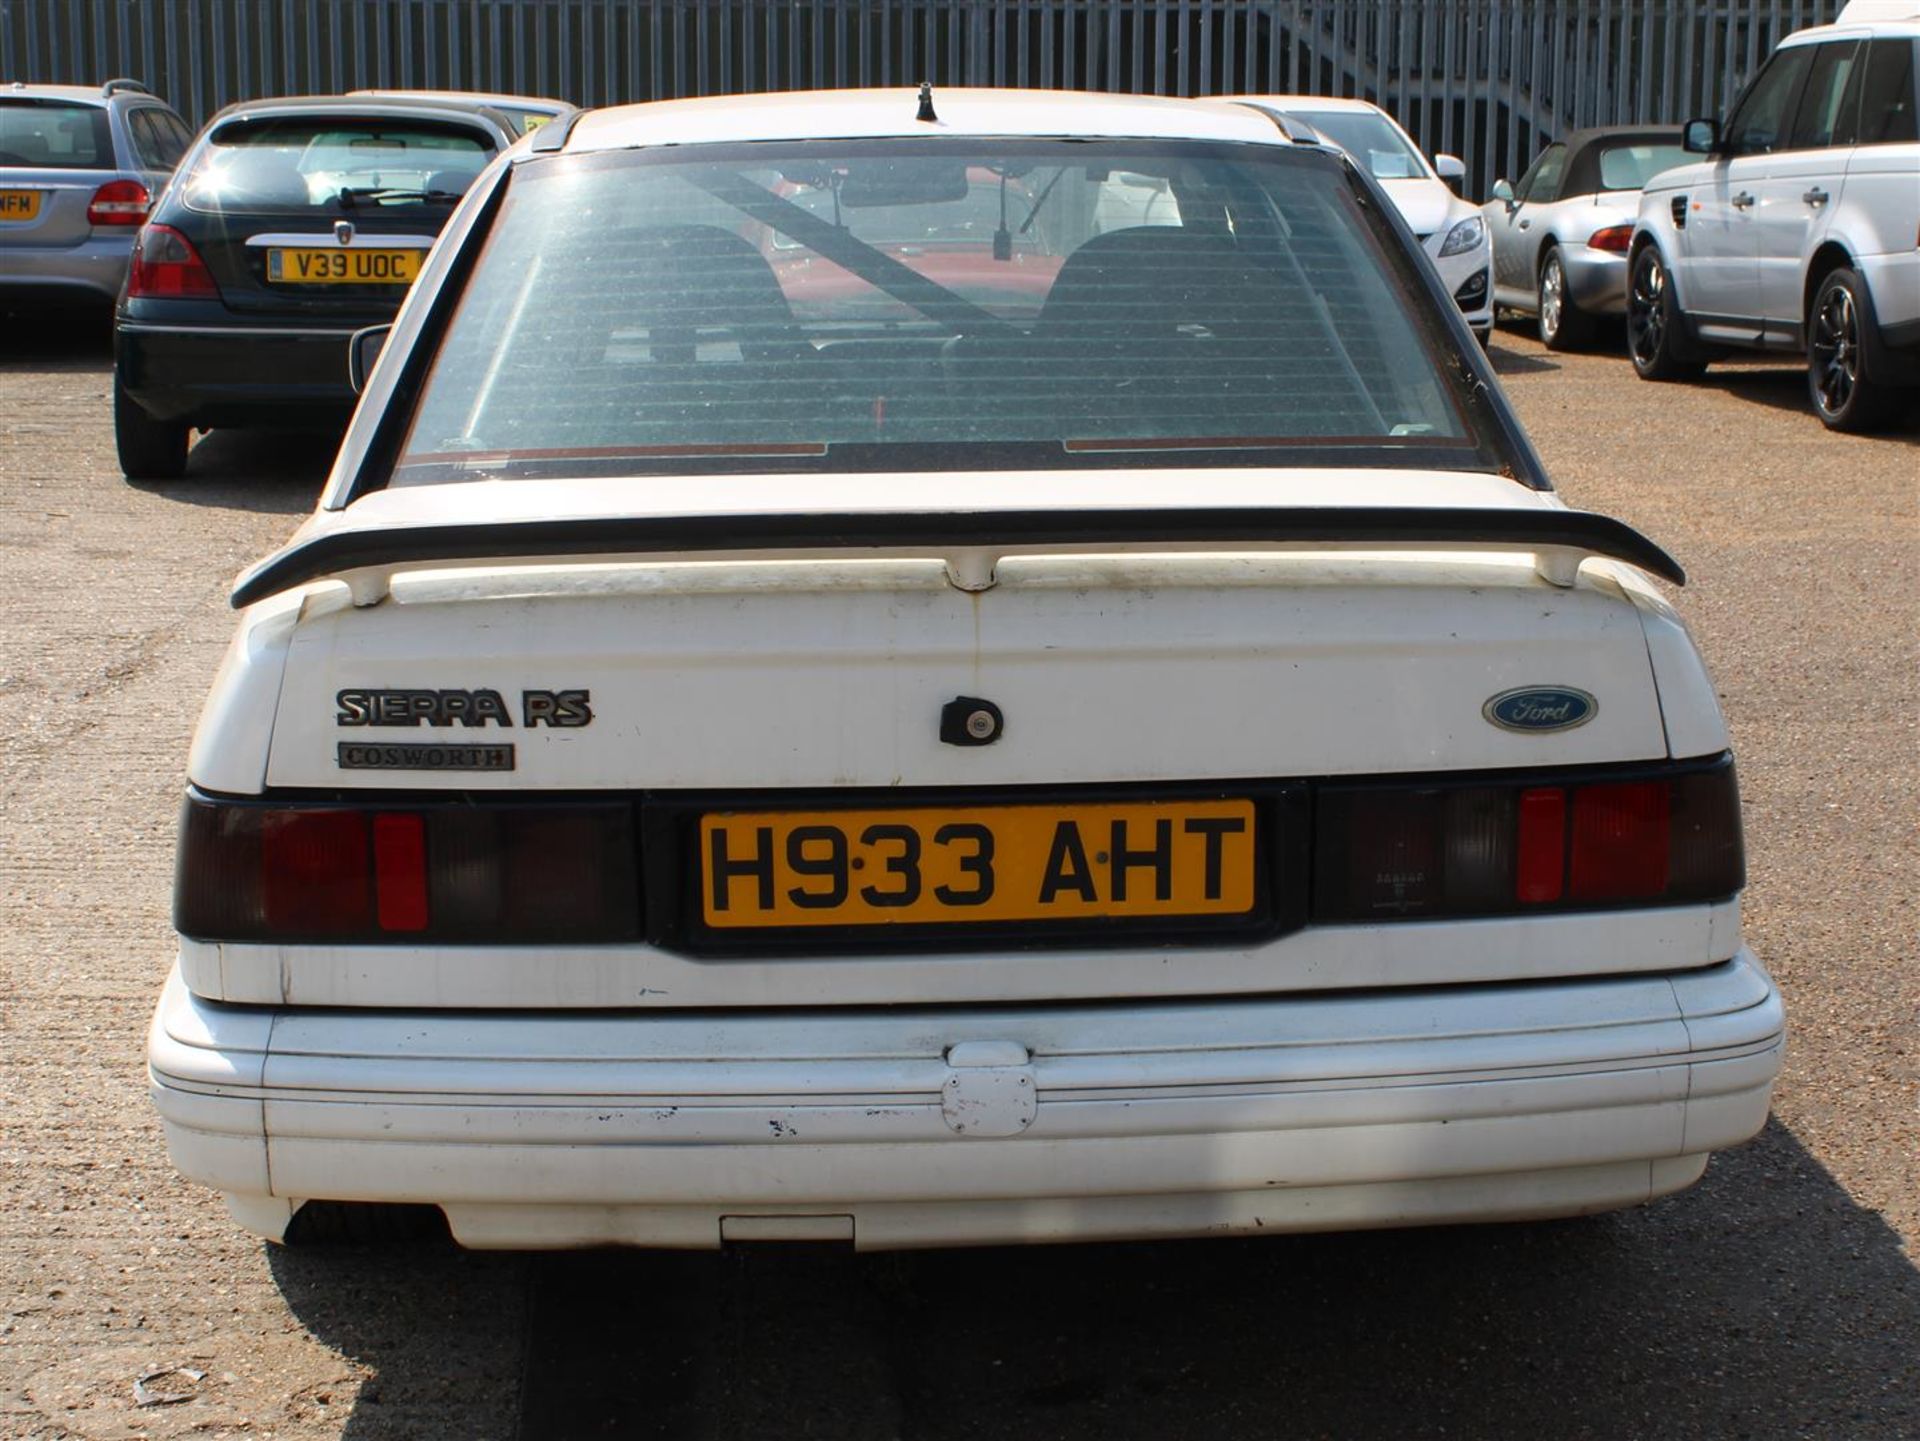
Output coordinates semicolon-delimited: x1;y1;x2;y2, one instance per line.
228;505;1686;609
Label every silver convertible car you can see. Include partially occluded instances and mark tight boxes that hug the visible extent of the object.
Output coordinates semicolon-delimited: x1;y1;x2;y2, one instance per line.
1484;127;1688;349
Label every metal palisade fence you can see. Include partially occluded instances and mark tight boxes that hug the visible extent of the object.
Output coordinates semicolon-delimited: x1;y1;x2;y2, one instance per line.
2;0;1845;196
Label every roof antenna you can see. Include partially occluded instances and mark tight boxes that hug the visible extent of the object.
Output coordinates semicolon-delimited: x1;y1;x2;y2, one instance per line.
916;81;938;123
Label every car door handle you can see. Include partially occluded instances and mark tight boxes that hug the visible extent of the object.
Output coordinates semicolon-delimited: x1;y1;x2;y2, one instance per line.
1731;191;1756;210
1517;218;1531;229
1803;187;1830;207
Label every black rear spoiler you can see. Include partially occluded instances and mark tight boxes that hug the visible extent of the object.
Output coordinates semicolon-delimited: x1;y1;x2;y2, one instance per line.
230;505;1684;609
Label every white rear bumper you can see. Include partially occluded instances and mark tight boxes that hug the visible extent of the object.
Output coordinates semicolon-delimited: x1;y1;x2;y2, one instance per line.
149;953;1783;1249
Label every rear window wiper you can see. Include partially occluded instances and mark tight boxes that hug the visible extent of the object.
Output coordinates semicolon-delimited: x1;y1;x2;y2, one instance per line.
336;186;466;207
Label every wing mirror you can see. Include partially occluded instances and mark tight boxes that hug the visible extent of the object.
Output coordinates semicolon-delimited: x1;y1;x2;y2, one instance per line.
1682;118;1720;154
348;325;391;395
1490;177;1516;210
1433;153;1466;192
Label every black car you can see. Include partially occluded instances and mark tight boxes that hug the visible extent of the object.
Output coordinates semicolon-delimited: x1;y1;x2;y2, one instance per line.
113;95;517;479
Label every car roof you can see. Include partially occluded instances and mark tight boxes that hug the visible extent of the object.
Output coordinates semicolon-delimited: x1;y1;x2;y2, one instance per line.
559;87;1295;155
1556;125;1685;151
349;88;572;112
1234;94;1392;116
1829;0;1920;23
1551;127;1688;196
1;82;108;105
1789;1;1920;40
1;79;170;107
204;94;518;134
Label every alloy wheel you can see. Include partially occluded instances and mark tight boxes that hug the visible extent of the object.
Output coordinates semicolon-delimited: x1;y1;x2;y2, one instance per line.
1810;283;1858;419
1540;255;1565;342
1628;252;1665;368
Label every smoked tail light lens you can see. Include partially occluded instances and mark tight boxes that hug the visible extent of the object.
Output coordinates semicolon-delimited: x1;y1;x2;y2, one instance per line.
174;796;641;943
1313;757;1743;921
126;224;220;299
1588;224;1635;253
88;178;151;226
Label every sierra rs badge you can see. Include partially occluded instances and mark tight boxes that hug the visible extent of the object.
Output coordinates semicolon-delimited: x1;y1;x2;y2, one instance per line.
335;688;592;728
1483;686;1598;733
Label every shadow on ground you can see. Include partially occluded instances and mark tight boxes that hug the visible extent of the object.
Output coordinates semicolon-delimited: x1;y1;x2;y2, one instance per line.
1484;335;1561;376
1699;362;1920;435
126;427;341;517
0;306;114;370
268;1120;1919;1440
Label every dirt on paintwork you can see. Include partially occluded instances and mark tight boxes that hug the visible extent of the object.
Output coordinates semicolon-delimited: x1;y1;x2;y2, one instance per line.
0;313;1914;1440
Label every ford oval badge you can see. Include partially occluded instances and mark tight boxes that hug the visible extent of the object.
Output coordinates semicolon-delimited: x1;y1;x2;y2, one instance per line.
1483;686;1597;733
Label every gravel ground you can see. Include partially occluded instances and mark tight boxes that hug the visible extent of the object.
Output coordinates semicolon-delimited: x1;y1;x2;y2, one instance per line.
0;314;1914;1441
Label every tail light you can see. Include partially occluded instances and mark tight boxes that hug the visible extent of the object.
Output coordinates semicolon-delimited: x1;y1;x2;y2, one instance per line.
174;795;640;942
1588;224;1635;253
87;178;150;226
176;758;1741;946
126;224;220;299
1313;757;1743;921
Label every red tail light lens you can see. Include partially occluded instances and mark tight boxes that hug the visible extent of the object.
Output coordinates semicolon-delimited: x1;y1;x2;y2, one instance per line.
1588;224;1634;253
372;813;430;932
127;224;220;299
1569;780;1669;899
87;178;150;226
262;810;371;934
175;796;640;943
1314;757;1742;920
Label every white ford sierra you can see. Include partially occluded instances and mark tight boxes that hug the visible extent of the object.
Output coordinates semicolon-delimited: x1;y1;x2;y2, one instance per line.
149;89;1783;1251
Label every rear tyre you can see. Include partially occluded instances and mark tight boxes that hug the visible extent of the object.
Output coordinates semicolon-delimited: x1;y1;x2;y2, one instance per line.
114;377;189;480
1807;267;1892;433
1537;246;1596;351
1626;246;1705;381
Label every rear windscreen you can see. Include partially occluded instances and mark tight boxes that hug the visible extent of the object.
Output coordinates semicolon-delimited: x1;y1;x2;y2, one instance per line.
395;138;1486;485
0;100;113;169
184;117;494;214
1596;143;1690;190
1281;111;1428;180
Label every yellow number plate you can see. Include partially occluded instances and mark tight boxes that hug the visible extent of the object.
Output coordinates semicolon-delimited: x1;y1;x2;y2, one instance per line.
0;189;44;222
700;799;1257;929
266;246;421;285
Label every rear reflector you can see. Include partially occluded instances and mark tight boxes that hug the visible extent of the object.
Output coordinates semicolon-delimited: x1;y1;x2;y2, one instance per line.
1515;787;1567;903
127;224;219;299
1314;757;1742;921
87;178;150;226
175;796;640;943
372;813;429;932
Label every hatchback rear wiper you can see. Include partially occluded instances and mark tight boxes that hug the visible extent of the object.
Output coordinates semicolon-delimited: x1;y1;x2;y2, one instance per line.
337;186;466;207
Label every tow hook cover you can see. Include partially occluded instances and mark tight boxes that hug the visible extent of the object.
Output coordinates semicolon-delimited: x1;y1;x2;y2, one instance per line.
942;1042;1037;1137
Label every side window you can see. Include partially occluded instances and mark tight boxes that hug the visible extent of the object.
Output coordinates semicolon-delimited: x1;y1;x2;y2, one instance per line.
1516;143;1567;203
1725;45;1816;156
1857;39;1919;145
158;113;195;166
125;109;163;168
1789;42;1863;150
129;108;191;169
